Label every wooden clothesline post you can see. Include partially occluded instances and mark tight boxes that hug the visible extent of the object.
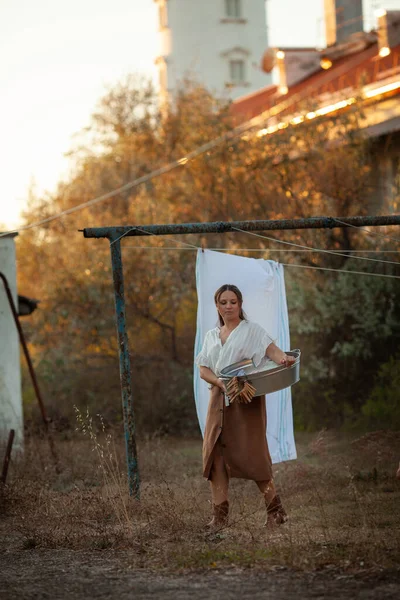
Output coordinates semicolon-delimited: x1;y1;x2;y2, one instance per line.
82;214;400;498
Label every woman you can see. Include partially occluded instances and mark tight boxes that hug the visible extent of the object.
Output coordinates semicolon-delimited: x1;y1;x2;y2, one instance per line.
195;284;295;529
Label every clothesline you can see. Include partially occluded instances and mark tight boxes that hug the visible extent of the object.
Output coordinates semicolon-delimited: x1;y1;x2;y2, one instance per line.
116;221;400;270
110;219;400;281
333;218;400;244
281;263;400;279
231;227;400;267
2;72;327;241
121;244;400;280
122;246;400;254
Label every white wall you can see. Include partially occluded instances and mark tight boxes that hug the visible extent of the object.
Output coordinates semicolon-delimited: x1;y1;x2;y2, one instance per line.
156;0;271;101
0;235;23;450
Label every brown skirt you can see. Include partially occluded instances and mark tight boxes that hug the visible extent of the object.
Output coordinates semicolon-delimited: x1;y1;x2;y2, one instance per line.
203;386;273;481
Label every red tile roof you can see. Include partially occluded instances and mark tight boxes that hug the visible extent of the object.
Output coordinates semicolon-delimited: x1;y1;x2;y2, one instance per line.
231;43;400;121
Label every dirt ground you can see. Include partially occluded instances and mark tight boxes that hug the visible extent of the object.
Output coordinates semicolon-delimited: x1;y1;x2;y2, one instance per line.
0;550;399;600
1;430;400;599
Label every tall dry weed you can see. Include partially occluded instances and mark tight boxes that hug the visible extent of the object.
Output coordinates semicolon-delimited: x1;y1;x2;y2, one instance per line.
1;427;399;571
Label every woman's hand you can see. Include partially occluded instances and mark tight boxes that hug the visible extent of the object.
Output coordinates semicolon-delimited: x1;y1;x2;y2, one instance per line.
280;354;296;368
199;366;227;392
266;343;296;367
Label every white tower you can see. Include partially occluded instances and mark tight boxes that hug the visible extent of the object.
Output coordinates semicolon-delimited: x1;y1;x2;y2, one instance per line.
154;0;271;101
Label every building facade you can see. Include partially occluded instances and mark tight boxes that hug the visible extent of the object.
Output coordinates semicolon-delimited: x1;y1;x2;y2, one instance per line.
231;5;400;214
154;0;271;101
0;234;23;450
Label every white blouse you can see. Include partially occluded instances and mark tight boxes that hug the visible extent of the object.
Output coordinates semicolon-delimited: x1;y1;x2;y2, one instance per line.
195;320;275;376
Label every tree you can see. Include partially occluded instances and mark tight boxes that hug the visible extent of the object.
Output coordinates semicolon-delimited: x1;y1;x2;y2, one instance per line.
17;76;400;433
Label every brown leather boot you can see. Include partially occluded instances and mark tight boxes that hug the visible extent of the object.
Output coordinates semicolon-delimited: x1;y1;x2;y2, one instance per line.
206;500;229;530
264;494;288;528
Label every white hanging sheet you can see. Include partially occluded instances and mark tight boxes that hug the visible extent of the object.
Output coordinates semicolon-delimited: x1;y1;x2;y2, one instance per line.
193;249;297;464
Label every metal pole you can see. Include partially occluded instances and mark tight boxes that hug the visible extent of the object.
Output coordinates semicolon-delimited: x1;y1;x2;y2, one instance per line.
83;214;400;239
109;238;139;498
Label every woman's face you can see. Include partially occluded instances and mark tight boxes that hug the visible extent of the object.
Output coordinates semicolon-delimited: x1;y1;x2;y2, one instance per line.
216;290;241;323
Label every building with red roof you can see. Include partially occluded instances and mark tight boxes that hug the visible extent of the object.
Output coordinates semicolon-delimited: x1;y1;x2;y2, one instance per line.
231;4;400;210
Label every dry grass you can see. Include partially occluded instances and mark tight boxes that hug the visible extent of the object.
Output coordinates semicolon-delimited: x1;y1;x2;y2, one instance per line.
1;424;400;573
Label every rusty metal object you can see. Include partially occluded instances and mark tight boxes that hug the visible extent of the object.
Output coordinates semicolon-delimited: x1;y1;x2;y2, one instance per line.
0;272;60;473
83;214;400;239
1;429;15;485
109;239;140;499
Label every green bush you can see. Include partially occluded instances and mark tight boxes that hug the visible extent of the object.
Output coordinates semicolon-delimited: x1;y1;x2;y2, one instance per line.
360;355;400;429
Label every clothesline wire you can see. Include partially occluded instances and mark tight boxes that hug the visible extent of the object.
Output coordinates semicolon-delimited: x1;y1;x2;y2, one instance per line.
121;246;400;254
103;216;400;256
4;59;398;243
115;219;400;258
281;263;400;280
1;82;321;241
120;243;400;280
231;227;400;267
333;217;400;243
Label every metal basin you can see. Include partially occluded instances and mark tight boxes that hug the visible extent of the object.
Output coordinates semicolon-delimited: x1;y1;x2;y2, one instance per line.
220;349;301;396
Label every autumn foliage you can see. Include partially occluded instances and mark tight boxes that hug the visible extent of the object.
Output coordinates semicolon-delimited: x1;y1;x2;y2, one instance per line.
15;76;400;434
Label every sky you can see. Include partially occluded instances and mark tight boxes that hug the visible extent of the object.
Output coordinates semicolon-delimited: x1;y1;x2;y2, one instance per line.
0;0;397;229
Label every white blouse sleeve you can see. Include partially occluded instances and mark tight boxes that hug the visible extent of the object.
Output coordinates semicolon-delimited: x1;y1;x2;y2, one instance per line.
250;323;275;368
195;331;212;368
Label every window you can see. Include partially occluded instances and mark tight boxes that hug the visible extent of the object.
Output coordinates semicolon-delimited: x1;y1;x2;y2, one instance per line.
158;2;168;29
230;59;245;84
225;0;241;18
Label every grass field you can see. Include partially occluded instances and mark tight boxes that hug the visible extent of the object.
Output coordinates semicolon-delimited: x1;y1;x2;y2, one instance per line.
1;425;400;573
